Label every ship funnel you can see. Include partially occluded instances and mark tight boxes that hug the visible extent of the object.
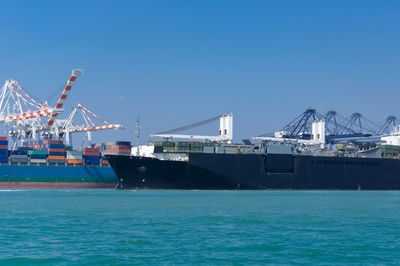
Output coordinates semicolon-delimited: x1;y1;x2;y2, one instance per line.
219;113;233;144
312;119;326;144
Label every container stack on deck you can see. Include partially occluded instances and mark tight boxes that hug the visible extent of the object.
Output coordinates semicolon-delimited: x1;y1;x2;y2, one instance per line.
152;141;219;153
66;150;83;165
29;150;47;164
0;136;8;163
104;141;132;155
45;140;66;164
10;148;28;163
381;144;400;158
83;147;100;165
0;137;129;166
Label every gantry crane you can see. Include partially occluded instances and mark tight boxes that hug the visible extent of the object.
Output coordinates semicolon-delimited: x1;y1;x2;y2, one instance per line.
0;69;124;148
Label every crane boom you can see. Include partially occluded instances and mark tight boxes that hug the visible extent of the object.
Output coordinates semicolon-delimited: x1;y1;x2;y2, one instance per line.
67;124;124;133
1;108;52;123
47;69;83;127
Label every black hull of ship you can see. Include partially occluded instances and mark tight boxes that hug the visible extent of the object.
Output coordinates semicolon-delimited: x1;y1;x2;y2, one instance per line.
106;153;400;190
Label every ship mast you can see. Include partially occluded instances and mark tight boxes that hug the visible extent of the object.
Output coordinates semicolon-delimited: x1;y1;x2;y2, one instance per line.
136;116;140;156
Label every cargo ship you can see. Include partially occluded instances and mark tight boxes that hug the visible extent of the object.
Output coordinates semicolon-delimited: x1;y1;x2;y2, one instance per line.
106;113;400;190
0;69;130;188
0;139;133;189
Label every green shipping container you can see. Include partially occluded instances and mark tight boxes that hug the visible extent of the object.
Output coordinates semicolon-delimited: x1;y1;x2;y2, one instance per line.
28;150;47;155
176;142;190;147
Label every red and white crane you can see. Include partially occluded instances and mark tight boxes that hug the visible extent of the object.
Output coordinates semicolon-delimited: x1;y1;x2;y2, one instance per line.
46;69;82;127
0;69;124;147
60;103;124;145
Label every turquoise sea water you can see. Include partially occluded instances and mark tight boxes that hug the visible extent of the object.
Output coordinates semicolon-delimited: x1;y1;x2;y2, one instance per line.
0;190;399;265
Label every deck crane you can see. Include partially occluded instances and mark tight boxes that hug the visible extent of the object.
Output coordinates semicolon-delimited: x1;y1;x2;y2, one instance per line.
151;114;233;143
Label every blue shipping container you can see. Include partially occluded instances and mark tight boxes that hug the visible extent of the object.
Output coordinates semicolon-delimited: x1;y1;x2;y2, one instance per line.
11;150;28;155
45;144;65;149
48;159;65;164
84;155;100;160
0;141;8;145
48;152;65;156
30;155;47;159
84;158;100;162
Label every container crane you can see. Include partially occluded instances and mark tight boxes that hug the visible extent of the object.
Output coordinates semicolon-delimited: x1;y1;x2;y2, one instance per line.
59;104;124;145
46;69;82;127
0;69;124;147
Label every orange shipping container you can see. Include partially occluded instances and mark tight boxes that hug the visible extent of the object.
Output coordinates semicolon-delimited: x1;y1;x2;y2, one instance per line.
48;155;65;160
67;159;83;164
0;145;8;149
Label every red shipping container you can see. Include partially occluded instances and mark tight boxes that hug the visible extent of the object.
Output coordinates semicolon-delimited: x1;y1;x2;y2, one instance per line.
43;140;63;145
0;145;8;149
0;136;7;141
104;150;131;154
106;145;131;150
83;151;100;156
83;147;100;153
104;148;131;152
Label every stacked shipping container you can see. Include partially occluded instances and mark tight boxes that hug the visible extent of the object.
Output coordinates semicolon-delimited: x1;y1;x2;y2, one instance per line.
104;141;132;155
10;149;28;163
0;136;8;163
44;140;66;164
83;147;100;165
0;138;128;166
66;151;83;164
29;150;47;164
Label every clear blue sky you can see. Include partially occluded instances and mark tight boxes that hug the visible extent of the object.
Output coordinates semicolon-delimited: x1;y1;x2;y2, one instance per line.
0;0;399;144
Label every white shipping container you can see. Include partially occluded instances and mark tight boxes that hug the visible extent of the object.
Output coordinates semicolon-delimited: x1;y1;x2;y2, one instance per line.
30;159;47;163
66;155;83;159
10;155;28;159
